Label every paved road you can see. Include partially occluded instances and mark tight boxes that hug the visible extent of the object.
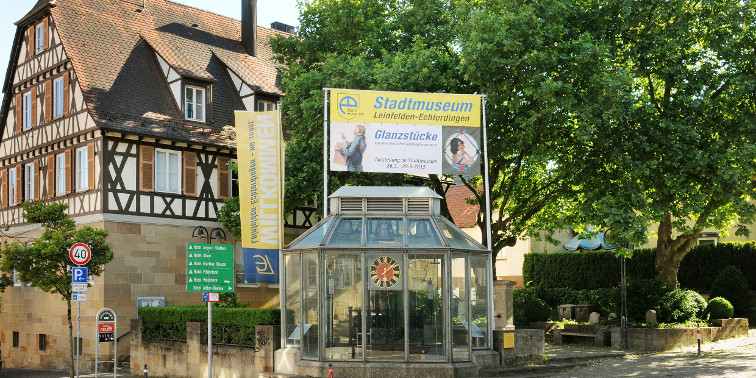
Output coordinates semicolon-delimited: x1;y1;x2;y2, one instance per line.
550;329;756;377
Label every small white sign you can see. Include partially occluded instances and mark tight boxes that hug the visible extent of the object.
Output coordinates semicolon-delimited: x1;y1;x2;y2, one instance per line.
72;293;87;302
208;292;220;302
72;283;88;292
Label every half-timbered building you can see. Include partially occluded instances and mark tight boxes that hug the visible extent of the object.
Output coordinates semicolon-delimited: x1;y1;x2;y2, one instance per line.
0;0;290;369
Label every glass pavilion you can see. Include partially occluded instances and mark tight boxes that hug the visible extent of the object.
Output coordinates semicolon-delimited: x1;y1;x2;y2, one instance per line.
280;186;493;366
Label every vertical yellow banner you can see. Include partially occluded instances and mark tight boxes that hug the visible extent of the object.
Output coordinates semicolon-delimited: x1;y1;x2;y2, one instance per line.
234;110;283;283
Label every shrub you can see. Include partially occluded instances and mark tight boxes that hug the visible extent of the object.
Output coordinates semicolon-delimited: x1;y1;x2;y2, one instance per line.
625;277;674;322
709;265;753;318
706;297;734;319
524;298;552;322
658;290;706;323
513;287;538;326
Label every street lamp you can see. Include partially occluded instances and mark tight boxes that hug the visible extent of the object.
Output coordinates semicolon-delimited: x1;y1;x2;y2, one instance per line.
192;226;226;244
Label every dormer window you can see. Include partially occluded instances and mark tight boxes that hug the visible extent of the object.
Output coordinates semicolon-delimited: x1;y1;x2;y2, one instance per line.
184;85;205;122
35;23;44;54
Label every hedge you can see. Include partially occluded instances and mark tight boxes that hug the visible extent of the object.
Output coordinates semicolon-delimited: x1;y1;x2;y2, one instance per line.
523;241;756;291
139;306;280;346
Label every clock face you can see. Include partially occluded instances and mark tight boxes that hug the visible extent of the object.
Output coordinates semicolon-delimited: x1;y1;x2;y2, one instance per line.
370;256;400;289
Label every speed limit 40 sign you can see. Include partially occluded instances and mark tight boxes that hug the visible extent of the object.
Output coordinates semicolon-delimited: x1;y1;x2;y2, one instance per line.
69;243;91;265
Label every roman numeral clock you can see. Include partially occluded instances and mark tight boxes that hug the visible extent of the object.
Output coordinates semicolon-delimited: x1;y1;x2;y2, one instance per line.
369;255;401;289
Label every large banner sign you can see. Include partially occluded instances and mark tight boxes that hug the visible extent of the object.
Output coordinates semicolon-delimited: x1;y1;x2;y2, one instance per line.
235;111;282;284
329;89;482;175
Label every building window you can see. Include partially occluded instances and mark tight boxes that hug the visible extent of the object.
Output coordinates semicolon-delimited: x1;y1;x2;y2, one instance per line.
53;77;64;118
39;334;47;351
76;147;88;191
56;153;66;195
35;23;44;54
24;162;35;201
13;331;19;347
9;168;17;205
23;92;32;130
256;100;276;112
184;86;205;122
155;149;180;193
230;158;239;198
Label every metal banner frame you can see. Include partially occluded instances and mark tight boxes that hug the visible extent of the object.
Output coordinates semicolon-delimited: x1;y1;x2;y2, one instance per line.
95;308;117;378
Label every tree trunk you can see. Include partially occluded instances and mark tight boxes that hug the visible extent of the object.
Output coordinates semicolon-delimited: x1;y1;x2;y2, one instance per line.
68;299;74;378
655;213;701;287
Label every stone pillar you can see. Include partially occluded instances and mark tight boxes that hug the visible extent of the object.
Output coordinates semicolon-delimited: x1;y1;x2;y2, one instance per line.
255;325;282;372
186;322;203;378
130;319;143;376
493;280;516;329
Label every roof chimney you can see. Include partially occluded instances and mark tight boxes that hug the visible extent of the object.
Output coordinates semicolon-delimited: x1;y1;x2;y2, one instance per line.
241;0;257;57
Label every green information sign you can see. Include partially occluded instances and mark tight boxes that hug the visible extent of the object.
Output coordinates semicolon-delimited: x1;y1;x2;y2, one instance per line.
186;243;235;293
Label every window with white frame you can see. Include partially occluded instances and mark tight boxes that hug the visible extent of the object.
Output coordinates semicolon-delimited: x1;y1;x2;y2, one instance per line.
35;23;44;54
24;163;34;201
256;100;276;112
53;77;64;118
56;153;66;196
23;92;32;130
76;147;88;191
8;168;17;205
184;85;205;122
155;149;181;193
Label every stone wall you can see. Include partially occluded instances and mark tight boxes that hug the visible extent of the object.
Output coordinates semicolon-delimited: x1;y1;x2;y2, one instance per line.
130;319;280;377
611;318;749;351
492;329;545;366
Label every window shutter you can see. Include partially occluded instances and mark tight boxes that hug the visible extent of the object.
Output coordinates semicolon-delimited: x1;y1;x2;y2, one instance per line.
27;28;33;58
217;156;230;199
15;93;22;133
16;165;22;204
44;80;51;122
34;159;41;200
1;170;6;208
47;156;55;199
31;86;37;127
88;142;95;190
63;71;70;116
65;149;72;194
43;17;49;50
183;151;197;196
140;145;154;192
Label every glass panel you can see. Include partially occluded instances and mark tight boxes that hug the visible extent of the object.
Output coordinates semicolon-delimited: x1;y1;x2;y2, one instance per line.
155;151;166;191
406;219;442;248
168;152;179;192
185;88;194;119
302;254;319;359
451;255;469;361
327;218;363;247
437;217;481;249
196;89;205;121
366;253;404;360
288;219;332;249
284;254;301;347
470;254;489;348
56;154;65;195
325;253;362;360
366;218;404;247
408;254;444;361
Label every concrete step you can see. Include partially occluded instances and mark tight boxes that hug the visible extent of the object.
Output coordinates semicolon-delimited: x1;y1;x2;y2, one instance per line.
481;351;627;377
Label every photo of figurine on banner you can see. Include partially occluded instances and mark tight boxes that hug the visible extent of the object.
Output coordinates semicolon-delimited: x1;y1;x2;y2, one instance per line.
332;123;369;172
444;130;480;173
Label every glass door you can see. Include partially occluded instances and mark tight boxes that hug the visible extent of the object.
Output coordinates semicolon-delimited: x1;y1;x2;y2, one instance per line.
324;253;363;360
408;254;445;361
366;253;405;360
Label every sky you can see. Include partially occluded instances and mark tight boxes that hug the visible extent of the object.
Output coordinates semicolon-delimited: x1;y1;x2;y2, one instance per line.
0;0;300;104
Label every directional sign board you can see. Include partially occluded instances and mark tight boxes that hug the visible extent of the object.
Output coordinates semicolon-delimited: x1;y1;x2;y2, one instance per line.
186;243;234;292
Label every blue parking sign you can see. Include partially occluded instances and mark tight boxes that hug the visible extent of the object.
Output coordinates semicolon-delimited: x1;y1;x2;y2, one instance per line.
72;267;88;283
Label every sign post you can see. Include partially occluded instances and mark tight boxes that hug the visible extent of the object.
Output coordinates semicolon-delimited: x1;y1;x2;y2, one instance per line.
70;243;91;378
187;242;234;378
95;308;117;377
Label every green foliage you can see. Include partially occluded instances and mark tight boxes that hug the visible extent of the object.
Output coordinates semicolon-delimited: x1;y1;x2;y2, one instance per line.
514;285;620;326
524;299;552;323
709;266;753;318
625;278;674;323
215;292;250;308
139;306;280;346
217;197;241;240
523;243;756;291
658;290;707;323
706;297;734;320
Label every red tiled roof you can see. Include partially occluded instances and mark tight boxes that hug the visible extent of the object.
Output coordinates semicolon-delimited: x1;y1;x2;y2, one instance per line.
445;185;479;228
46;0;286;147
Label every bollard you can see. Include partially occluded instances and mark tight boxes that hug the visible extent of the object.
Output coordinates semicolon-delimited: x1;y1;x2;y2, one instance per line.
144;363;148;378
328;362;333;378
697;325;701;356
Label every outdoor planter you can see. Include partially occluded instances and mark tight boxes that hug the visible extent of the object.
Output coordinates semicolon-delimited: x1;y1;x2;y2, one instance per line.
610;318;749;351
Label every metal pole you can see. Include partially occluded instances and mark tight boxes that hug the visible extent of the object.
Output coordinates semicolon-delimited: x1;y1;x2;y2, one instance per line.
76;302;80;378
208;301;213;378
621;256;628;349
481;95;492;253
323;89;329;218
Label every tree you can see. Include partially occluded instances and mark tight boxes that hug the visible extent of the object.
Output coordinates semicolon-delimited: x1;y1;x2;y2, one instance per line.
0;201;113;378
571;0;756;285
